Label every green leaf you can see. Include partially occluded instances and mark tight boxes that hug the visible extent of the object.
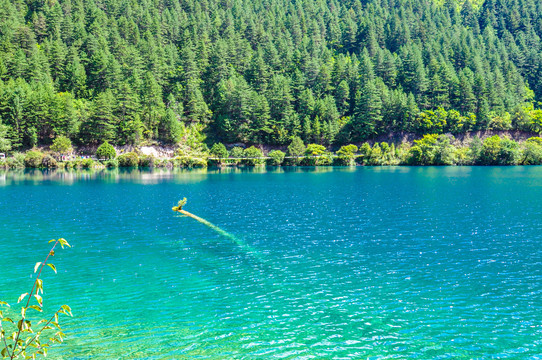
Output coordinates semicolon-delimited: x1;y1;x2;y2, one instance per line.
36;279;43;294
46;263;57;274
34;262;42;273
28;305;42;312
34;294;43;306
61;305;72;316
0;300;10;307
58;238;71;249
18;293;29;303
3;317;14;323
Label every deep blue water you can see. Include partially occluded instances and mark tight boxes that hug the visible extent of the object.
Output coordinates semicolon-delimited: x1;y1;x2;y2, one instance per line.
0;167;541;359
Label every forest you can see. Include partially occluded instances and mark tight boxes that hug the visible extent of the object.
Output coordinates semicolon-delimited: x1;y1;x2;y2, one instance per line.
0;0;541;152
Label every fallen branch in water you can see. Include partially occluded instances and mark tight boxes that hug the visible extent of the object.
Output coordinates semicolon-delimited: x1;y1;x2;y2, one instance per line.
172;198;262;261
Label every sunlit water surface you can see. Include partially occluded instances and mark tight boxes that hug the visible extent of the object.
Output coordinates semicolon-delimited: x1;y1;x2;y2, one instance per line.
0;167;541;359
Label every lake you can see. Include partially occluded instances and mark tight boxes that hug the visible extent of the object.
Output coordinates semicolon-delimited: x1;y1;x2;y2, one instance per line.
1;166;541;359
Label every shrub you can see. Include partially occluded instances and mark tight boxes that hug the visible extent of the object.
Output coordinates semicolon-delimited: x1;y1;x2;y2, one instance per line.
407;145;423;165
229;146;244;158
81;158;94;168
242;146;264;166
138;155;155;167
522;137;542;165
336;144;358;165
454;146;472;166
172;156;207;168
406;134;454;165
7;152;25;169
227;146;244;165
305;144;326;156
118;152;139;167
41;154;58;168
478;135;519;165
105;159;119;168
267;150;285;165
499;137;520;165
50;135;73;155
24;151;44;168
210;143;228;159
288;137;305;157
479;135;502;165
96;141;116;160
154;159;171;168
302;144;328;165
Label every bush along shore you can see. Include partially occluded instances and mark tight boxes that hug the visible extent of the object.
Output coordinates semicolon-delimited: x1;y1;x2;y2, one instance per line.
2;134;542;170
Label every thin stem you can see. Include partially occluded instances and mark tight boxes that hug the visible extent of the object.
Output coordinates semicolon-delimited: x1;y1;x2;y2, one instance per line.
1;321;12;358
12;308;62;359
10;240;59;360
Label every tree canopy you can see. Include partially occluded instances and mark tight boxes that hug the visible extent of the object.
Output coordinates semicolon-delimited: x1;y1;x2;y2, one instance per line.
0;0;541;150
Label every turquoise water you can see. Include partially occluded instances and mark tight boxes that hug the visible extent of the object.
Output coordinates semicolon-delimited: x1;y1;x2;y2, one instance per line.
1;167;542;359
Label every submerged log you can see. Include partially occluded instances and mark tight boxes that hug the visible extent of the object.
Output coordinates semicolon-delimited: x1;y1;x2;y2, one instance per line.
173;201;262;261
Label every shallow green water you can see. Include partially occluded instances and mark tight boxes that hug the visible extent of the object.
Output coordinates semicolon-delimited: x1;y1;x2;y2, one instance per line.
1;167;541;359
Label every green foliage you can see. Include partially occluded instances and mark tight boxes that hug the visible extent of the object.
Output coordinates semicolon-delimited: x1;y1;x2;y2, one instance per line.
267;150;285;166
499;138;521;165
0;0;541;148
288;137;305;156
479;135;520;165
172;156;207;168
287;137;305;164
6;153;25;169
305;144;326;157
336;144;358;165
117;152;139;168
172;198;187;212
229;147;244;158
0;239;72;359
407;134;454;165
50;136;72;155
138;155;155;167
80;158;94;169
302;144;331;165
479;135;503;165
41;155;57;168
105;159;119;168
0;123;12;153
360;143;371;156
368;144;384;165
210;143;228;159
242;146;264;166
522;137;542;165
23;151;44;168
96;142;116;160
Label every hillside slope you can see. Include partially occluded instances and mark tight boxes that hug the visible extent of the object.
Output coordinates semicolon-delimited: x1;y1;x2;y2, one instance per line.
0;0;541;150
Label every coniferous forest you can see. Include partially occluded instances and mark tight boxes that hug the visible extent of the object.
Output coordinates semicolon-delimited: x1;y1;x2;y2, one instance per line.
0;0;542;151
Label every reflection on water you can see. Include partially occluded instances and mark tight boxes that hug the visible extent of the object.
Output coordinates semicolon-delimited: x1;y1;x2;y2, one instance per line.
0;166;357;185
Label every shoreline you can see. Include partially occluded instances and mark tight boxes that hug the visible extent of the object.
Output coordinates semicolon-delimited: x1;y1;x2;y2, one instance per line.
2;132;542;169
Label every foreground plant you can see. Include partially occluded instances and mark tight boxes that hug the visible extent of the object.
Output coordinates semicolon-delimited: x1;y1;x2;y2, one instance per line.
0;239;72;359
